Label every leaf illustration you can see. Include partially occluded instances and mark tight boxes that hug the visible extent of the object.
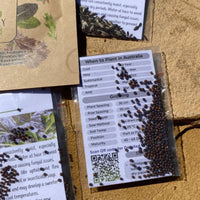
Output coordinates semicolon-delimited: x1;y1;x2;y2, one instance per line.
17;17;41;29
0;11;2;18
44;13;57;39
17;3;38;22
14;34;37;50
5;33;50;68
24;40;50;68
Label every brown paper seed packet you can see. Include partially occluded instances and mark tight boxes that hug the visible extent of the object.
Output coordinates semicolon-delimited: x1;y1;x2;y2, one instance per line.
0;0;79;91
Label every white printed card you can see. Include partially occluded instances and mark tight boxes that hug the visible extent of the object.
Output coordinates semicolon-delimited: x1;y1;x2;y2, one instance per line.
78;50;177;188
0;89;67;200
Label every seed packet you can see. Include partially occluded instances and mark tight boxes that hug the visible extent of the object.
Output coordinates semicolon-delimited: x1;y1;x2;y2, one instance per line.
0;0;79;91
77;0;153;41
0;89;74;199
73;48;180;188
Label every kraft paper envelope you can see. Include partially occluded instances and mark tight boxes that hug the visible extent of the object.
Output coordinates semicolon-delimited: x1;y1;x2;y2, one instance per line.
0;0;79;91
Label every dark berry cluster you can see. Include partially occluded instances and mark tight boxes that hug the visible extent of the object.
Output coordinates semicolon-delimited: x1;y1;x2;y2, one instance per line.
9;126;34;144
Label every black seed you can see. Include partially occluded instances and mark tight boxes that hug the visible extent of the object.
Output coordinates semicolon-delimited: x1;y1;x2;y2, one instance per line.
14;155;23;161
29;126;34;130
143;98;147;102
96;115;102;120
118;93;122;97
44;150;49;154
131;100;135;104
123;126;127;129
133;91;137;95
43;173;48;177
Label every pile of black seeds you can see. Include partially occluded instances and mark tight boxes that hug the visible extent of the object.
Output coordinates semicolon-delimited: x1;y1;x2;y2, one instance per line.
136;74;175;177
113;64;176;179
9;126;34;144
79;6;138;40
0;153;19;200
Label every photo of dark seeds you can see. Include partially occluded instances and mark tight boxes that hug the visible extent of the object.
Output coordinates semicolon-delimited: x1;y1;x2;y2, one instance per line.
79;6;139;40
0;110;56;147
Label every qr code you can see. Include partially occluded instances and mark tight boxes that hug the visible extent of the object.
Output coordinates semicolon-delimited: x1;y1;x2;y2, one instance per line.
91;152;120;183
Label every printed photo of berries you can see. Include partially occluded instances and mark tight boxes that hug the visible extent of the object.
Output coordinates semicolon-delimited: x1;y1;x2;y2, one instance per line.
0;109;57;147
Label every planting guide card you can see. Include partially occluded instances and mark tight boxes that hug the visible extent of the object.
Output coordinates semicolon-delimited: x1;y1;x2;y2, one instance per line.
0;89;67;200
77;50;177;188
77;0;146;40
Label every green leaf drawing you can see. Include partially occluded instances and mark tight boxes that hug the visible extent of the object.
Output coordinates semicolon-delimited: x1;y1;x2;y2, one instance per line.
0;11;2;18
44;13;57;40
17;3;38;22
17;17;41;29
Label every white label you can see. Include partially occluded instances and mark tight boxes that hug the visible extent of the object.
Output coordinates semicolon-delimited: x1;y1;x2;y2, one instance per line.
0;89;67;200
78;50;173;188
77;0;146;39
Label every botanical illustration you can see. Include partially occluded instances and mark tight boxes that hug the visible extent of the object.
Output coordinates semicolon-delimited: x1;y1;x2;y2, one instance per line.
0;109;57;147
16;3;56;39
17;3;40;29
5;33;50;68
4;2;57;68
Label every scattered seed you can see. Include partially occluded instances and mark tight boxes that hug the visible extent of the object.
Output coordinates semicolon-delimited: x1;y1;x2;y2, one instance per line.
43;173;48;177
96;115;102;120
44;150;49;154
